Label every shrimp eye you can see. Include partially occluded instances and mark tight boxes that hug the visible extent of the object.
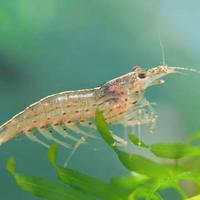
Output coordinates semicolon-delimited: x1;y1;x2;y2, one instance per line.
138;72;146;79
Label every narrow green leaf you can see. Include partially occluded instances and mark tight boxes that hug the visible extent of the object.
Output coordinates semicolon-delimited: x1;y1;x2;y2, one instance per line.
111;174;149;193
150;143;200;159
116;150;167;178
48;143;58;166
128;133;149;148
15;174;94;200
7;158;94;200
54;167;125;200
6;156;16;174
95;109;117;151
48;144;127;200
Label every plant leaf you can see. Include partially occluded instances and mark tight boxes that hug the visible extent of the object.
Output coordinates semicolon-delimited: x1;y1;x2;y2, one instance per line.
95;109;117;151
150;143;200;159
128;133;149;148
48;143;58;166
111;174;149;193
48;144;127;200
7;157;94;200
7;156;16;174
116;150;167;178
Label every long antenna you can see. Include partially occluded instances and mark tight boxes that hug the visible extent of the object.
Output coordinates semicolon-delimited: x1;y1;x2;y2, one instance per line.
158;32;166;66
171;66;200;74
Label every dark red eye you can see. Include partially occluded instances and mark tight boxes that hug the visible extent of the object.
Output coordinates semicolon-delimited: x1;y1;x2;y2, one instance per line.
138;72;146;79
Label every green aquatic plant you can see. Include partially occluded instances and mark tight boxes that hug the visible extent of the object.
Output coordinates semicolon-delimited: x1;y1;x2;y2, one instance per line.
6;110;200;200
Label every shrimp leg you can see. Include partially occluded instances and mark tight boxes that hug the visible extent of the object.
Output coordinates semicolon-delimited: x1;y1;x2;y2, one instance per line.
51;124;80;142
64;136;87;167
25;131;50;148
37;127;72;149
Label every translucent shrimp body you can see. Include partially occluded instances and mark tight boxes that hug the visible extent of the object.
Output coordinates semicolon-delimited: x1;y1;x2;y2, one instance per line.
0;65;177;154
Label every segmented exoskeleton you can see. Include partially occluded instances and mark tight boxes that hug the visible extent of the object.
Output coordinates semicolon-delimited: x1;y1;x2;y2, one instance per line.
0;65;179;164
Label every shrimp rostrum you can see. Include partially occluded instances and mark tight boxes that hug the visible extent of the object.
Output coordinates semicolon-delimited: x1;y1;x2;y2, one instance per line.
0;65;177;160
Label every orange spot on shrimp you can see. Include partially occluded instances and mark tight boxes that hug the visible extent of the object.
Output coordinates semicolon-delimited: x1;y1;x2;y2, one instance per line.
116;105;121;109
132;100;137;105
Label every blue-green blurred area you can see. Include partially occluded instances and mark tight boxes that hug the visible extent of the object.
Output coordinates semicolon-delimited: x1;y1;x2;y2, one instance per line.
0;0;200;199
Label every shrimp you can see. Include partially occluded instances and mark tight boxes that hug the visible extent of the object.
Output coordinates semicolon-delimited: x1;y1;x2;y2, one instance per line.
0;65;186;163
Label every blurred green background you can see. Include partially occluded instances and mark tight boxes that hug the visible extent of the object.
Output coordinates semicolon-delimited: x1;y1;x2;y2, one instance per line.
0;0;200;199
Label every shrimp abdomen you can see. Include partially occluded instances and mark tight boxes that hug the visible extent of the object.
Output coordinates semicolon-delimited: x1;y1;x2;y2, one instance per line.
0;88;98;145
